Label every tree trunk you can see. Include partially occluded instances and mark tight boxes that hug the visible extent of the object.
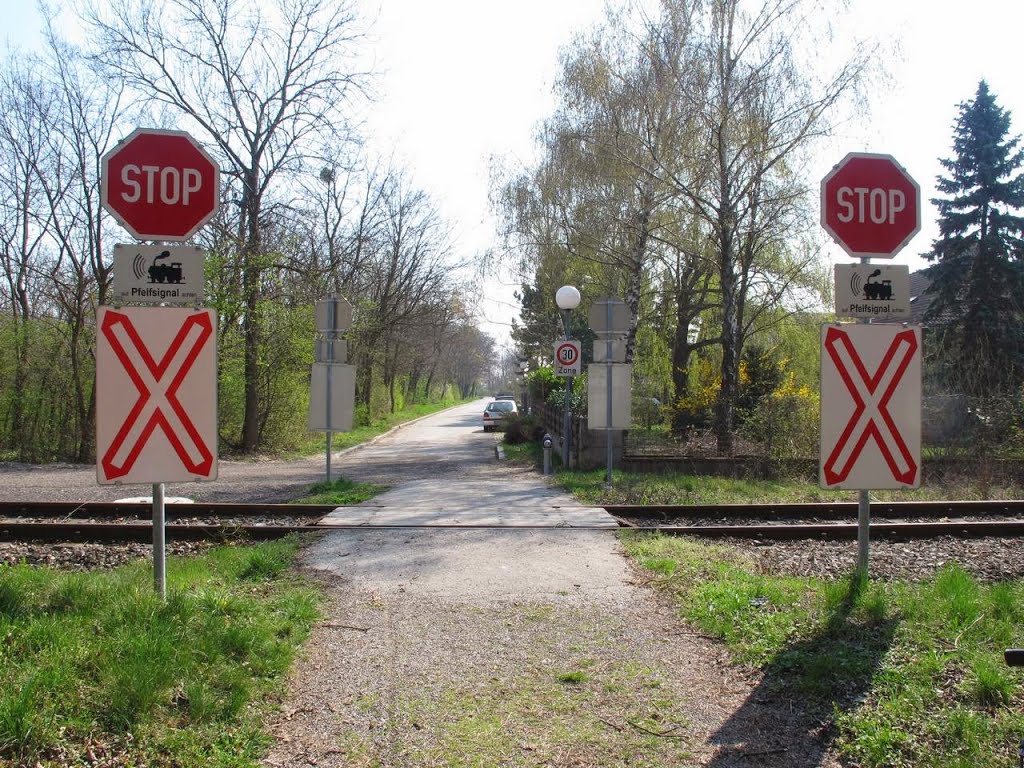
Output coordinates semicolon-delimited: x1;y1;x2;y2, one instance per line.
716;239;739;455
671;323;693;402
11;317;29;460
240;179;262;452
623;188;653;363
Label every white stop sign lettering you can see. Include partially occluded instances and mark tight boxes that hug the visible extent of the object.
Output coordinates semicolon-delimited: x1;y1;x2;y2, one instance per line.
836;186;906;225
121;165;203;206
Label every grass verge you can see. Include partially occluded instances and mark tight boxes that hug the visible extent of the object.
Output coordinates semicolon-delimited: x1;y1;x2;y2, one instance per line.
0;536;319;767
500;438;544;467
555;468;1024;505
291;477;386;505
622;531;1024;767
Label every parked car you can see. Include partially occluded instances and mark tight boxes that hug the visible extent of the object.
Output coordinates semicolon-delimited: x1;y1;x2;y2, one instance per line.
482;399;518;431
494;392;516;401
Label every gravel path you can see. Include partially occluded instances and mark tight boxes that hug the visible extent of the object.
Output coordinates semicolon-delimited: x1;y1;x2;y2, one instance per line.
257;402;840;767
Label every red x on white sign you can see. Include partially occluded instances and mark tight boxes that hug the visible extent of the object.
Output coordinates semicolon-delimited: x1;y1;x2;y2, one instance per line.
96;307;218;484
820;324;921;489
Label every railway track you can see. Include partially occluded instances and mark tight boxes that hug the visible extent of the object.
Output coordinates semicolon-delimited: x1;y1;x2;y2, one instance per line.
605;499;1024;540
0;501;328;542
2;500;1024;543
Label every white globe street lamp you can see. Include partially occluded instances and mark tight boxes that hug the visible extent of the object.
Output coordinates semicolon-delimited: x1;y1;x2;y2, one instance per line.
555;285;580;468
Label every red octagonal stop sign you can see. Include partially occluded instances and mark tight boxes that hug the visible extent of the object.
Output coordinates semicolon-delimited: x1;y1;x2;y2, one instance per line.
102;128;220;241
820;153;920;259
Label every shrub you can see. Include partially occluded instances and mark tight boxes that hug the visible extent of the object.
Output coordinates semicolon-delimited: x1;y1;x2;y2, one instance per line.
736;345;786;427
502;414;544;445
739;372;819;459
527;366;563;405
670;356;719;434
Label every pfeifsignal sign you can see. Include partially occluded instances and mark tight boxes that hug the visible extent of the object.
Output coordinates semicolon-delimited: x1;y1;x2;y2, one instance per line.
112;244;205;304
554;340;581;376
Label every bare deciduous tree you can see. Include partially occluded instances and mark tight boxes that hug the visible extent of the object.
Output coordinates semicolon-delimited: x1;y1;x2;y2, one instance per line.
85;0;370;450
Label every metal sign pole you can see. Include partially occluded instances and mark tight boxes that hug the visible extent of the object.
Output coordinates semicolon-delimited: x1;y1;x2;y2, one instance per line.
325;300;335;482
605;302;614;489
858;256;871;575
153;482;166;599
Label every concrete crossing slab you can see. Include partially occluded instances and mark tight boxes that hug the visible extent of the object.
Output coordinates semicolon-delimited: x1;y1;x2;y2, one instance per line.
316;508;618;528
318;477;619;528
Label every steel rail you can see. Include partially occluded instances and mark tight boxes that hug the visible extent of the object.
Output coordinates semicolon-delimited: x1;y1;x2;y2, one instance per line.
3;518;1024;544
0;501;338;519
618;520;1024;540
0;521;313;543
603;499;1024;521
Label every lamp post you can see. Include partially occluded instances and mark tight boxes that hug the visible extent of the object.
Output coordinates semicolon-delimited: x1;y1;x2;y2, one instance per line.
519;360;530;413
555;285;581;467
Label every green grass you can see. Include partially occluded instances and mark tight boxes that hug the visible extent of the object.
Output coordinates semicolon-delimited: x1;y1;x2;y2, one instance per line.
0;537;319;766
621;531;1024;767
553;467;1024;505
556;670;590;685
291;477;386;504
500;439;544;466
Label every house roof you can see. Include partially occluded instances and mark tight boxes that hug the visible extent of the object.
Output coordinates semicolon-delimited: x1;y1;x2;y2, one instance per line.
908;269;932;325
908;268;959;326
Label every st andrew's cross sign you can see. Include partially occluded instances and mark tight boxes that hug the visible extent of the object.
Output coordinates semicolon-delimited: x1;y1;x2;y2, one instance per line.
819;324;921;490
96;306;218;485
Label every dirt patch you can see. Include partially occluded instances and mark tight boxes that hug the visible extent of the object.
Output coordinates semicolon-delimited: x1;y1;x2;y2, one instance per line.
262;563;841;768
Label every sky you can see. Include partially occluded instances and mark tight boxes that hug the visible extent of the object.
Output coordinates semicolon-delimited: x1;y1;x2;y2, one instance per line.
7;0;1024;348
358;0;1024;346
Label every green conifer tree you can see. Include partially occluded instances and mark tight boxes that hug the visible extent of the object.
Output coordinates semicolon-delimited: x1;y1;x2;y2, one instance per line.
925;81;1024;397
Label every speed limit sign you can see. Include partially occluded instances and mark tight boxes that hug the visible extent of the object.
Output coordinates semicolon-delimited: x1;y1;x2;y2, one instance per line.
554;340;581;376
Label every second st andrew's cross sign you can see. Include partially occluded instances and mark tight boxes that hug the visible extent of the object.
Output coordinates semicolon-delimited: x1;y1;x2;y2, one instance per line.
102;128;220;242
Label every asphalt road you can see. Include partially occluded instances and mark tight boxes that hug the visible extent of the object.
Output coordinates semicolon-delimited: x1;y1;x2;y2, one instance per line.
0;399;499;504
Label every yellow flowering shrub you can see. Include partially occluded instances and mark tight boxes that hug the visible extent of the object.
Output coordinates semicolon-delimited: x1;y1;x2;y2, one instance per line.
740;371;820;458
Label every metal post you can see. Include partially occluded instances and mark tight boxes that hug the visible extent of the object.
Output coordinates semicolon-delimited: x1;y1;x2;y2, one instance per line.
858;488;870;573
605;301;614;489
325;299;335;483
152;482;166;599
858;256;871;575
561;309;572;468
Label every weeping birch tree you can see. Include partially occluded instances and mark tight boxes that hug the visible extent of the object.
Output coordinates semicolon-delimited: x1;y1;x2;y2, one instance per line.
636;0;870;452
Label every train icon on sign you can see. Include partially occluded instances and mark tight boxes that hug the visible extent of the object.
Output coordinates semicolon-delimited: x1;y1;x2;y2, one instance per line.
849;268;892;301
834;264;909;319
132;250;186;284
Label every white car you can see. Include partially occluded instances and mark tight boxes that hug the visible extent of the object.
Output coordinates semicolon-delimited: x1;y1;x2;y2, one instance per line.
482;399;518;432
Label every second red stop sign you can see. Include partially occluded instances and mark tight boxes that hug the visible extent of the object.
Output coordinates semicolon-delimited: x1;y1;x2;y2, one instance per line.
820;152;920;259
102;128;220;241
